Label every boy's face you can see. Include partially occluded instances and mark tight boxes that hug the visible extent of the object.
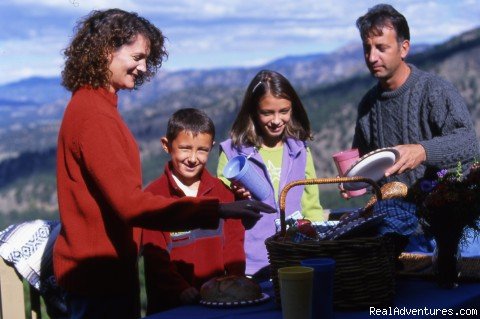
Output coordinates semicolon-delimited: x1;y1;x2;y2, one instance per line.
162;130;214;186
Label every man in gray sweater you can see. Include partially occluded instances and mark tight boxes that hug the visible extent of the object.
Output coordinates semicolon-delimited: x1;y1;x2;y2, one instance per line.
353;4;479;188
349;4;479;254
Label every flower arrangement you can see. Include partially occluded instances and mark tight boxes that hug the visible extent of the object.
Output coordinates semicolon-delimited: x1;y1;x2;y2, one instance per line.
408;160;480;237
408;160;480;288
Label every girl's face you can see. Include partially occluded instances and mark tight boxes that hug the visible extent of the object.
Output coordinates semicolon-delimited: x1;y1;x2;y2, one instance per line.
256;93;292;147
107;34;150;93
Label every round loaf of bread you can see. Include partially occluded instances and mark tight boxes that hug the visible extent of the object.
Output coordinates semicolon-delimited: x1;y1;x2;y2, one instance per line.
200;275;262;302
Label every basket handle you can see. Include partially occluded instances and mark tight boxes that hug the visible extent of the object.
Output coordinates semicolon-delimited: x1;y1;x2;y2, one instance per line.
278;176;382;236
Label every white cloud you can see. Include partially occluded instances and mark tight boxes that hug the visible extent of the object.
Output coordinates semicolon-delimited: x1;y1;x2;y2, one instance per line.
0;0;479;85
7;0;134;9
0;34;67;84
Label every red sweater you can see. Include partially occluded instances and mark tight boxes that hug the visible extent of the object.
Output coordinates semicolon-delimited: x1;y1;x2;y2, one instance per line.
141;163;245;313
54;87;221;295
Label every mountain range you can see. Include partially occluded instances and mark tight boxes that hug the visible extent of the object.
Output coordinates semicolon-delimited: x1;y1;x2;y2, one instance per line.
0;27;479;228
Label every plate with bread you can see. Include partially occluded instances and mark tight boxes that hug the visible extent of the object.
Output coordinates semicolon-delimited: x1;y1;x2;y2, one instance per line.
199;275;270;307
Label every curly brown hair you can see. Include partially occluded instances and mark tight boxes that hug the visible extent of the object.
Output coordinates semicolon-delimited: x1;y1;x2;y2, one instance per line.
62;8;167;92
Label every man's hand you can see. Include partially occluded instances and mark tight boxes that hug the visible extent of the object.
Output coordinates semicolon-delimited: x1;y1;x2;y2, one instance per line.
337;180;351;200
218;200;276;230
180;287;199;304
385;144;426;177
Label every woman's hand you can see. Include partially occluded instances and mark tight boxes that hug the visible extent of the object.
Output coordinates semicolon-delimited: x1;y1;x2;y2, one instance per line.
218;199;276;229
231;181;252;200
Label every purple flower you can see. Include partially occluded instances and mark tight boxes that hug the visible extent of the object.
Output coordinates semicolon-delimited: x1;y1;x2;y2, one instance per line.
420;179;437;193
437;169;448;179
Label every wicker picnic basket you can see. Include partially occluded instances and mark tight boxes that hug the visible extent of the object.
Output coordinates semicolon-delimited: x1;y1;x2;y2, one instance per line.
265;177;397;309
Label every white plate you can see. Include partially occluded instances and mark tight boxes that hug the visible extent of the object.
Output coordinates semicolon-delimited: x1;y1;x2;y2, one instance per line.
343;148;399;190
199;293;270;308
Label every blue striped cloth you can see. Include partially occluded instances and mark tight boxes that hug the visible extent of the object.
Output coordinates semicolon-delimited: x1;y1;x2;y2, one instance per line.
289;199;418;243
374;199;419;237
0;220;67;317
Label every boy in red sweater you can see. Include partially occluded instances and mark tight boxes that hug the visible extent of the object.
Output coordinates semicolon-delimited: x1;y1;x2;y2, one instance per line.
141;108;246;314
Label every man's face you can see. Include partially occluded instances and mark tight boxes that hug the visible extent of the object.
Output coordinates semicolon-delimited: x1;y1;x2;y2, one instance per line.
362;26;409;86
162;131;213;186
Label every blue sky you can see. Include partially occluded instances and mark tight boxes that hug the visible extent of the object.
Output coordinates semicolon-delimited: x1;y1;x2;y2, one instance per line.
0;0;479;85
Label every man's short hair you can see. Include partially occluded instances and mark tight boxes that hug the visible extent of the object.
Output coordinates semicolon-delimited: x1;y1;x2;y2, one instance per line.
356;3;410;42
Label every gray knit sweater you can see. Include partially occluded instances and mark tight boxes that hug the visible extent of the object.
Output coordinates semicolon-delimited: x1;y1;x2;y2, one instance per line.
353;64;479;187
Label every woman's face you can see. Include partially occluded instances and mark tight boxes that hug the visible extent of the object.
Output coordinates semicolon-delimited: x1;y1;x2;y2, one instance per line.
107;34;150;93
256;93;292;147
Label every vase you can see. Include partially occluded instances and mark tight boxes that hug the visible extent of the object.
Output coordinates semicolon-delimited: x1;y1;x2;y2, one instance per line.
432;227;462;289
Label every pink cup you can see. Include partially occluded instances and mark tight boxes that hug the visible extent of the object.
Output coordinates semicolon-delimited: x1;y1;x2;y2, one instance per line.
332;149;366;197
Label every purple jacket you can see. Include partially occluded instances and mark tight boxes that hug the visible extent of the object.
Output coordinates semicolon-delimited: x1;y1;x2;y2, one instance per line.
219;138;307;274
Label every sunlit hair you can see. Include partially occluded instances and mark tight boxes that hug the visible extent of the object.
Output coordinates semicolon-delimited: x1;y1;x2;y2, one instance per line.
356;3;410;43
62;8;167;92
230;69;312;148
166;108;215;142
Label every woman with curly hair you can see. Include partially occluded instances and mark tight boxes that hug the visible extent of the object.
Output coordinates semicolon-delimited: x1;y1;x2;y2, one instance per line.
55;8;273;318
